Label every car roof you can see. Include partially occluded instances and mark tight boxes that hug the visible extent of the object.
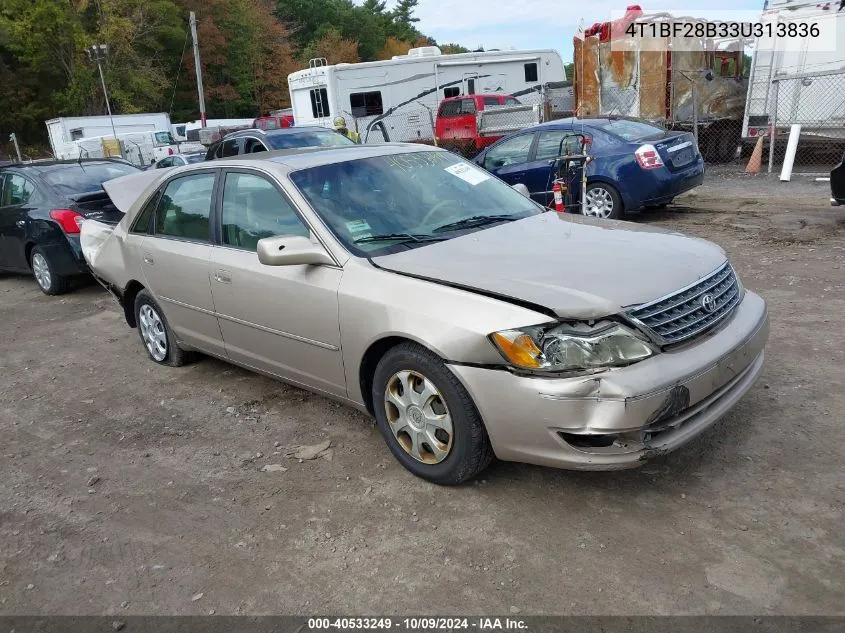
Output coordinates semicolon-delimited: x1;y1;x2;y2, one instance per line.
208;143;444;171
224;126;332;140
532;116;649;130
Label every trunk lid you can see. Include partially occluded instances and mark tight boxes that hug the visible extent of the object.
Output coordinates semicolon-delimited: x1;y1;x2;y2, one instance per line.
68;191;124;225
651;132;700;171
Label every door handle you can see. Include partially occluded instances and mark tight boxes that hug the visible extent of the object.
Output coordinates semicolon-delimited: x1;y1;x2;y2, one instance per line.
143;253;154;265
213;270;232;284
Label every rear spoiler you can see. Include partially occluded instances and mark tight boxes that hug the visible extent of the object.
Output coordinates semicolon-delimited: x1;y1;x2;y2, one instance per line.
102;170;164;216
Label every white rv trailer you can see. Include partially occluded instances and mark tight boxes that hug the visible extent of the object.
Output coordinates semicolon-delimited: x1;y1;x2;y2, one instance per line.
46;113;174;160
742;0;845;146
287;46;567;142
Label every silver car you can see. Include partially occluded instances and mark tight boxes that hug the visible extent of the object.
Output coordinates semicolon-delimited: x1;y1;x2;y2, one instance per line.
83;144;768;484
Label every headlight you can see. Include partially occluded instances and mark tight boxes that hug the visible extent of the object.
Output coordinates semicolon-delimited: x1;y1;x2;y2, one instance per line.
490;321;657;373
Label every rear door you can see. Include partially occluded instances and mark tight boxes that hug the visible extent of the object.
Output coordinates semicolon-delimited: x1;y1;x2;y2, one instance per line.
139;169;225;355
208;169;346;397
0;172;38;270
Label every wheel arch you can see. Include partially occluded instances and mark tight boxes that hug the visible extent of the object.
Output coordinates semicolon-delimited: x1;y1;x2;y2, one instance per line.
122;280;145;328
584;178;625;214
358;335;447;417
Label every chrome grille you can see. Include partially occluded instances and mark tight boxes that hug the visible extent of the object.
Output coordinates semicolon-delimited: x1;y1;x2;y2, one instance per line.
627;262;741;346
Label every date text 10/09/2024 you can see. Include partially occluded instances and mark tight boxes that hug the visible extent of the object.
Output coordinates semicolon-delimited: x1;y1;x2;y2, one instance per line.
625;21;822;39
307;617;529;630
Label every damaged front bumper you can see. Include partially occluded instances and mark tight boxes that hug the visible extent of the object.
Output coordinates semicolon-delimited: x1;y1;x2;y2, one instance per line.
448;291;769;470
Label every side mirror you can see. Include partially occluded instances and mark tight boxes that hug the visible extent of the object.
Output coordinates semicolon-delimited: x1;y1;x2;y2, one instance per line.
511;183;530;198
257;235;334;267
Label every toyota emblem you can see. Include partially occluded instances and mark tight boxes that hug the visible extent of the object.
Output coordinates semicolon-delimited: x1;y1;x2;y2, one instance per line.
700;293;717;313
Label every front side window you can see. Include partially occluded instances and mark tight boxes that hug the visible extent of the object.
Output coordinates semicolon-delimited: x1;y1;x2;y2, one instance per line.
0;174;35;206
309;87;330;118
221;172;309;251
154;173;215;241
154;131;175;145
484;134;534;169
290;151;539;257
524;62;538;82
350;91;384;117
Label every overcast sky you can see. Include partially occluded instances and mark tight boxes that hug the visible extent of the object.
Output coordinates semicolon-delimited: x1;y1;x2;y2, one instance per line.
402;0;765;61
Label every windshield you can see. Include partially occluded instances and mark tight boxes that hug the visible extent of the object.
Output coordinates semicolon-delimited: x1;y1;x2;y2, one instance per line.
42;163;140;195
268;129;355;150
290;151;541;256
185;153;206;164
595;119;665;141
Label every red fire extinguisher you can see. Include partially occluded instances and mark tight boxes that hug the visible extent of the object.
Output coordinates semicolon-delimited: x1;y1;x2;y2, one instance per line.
552;181;565;213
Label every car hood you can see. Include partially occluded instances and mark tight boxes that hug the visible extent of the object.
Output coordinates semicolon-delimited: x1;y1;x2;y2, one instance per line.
372;213;727;319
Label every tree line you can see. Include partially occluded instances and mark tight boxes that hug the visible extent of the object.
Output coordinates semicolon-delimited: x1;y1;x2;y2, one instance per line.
0;0;469;153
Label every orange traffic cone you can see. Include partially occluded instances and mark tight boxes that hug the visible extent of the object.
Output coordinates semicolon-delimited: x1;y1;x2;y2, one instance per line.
745;135;764;174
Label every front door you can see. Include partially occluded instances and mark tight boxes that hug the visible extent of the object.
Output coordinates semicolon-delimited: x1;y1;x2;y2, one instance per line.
0;173;37;271
209;169;346;397
140;170;225;356
522;129;582;206
480;133;536;188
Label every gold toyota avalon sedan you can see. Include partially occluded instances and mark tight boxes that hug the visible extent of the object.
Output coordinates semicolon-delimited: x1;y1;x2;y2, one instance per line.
82;144;768;485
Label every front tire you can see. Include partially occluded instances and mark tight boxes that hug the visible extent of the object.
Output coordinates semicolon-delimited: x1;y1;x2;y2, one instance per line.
583;182;623;219
134;289;193;367
372;342;493;485
31;246;70;295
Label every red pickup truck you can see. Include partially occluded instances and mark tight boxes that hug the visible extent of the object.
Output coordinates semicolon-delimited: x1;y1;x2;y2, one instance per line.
435;94;522;157
253;111;295;131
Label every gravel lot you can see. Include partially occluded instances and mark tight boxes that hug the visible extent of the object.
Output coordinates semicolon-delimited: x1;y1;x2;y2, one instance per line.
1;172;844;616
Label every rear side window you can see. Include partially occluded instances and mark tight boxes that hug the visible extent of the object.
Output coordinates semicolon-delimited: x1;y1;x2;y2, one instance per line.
154;173;215;242
350;91;384;117
131;190;160;234
439;101;461;118
597;119;665;141
221;172;309;251
244;138;268;154
1;174;36;206
524;63;538;82
483;97;500;107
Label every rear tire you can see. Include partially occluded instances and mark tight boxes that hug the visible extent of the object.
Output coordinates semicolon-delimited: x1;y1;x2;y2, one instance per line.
372;342;493;485
134;289;194;367
31;246;70;295
583;182;623;219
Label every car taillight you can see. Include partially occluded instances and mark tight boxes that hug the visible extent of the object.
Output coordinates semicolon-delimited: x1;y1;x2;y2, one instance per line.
634;144;664;169
50;209;84;234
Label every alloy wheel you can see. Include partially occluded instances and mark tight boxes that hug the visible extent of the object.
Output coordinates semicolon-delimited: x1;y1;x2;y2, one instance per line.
138;304;168;362
32;252;51;291
383;370;453;464
584;186;615;218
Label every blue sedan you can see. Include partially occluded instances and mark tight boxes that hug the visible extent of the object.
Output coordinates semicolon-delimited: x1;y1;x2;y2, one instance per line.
473;117;705;219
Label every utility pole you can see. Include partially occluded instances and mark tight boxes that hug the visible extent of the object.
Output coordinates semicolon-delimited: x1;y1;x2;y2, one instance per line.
9;133;22;162
189;12;207;128
86;44;119;144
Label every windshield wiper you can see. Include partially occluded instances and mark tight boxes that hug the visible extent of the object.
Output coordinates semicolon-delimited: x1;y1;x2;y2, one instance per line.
432;214;519;233
354;233;447;245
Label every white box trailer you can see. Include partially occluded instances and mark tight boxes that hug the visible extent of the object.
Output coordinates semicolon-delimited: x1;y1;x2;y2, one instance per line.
46;113;174;159
287;46;567;143
172;119;255;141
742;0;845;148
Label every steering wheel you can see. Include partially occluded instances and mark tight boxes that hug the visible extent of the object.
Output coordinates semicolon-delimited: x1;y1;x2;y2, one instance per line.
421;199;460;225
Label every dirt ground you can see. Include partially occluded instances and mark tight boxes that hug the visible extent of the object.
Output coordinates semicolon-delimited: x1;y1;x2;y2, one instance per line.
1;171;844;616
